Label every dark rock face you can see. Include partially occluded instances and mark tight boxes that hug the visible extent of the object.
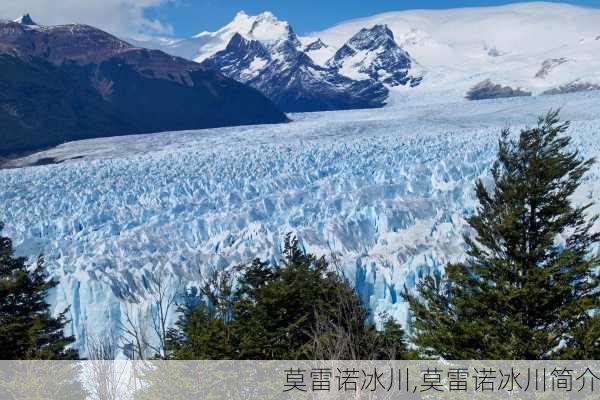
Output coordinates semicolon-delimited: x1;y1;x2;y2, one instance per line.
541;81;600;95
534;58;568;79
202;29;388;112
303;39;327;52
465;79;531;100
329;25;422;87
14;14;37;25
0;19;287;155
254;50;388;112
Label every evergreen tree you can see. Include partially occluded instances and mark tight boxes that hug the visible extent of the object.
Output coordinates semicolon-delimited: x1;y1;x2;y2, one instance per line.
233;235;348;359
404;111;599;359
168;235;412;359
0;223;78;359
370;316;416;359
167;270;237;359
557;306;600;359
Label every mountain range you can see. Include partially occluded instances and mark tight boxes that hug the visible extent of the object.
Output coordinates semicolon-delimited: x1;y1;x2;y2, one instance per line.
135;2;600;107
2;2;600;155
133;11;423;112
0;15;286;156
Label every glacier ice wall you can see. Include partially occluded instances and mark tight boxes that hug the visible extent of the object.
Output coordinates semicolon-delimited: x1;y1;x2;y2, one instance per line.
1;93;600;354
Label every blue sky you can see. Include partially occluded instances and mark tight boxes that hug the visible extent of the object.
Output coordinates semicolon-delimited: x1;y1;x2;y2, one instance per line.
2;0;598;39
148;0;600;37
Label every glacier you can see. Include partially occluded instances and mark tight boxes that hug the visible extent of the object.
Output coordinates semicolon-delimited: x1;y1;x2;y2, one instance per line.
1;92;600;354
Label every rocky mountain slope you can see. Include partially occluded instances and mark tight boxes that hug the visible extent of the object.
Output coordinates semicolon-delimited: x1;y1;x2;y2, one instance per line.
0;16;286;155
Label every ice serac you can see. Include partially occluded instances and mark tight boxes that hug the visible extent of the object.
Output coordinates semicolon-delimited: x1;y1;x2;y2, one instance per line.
0;17;286;155
329;24;422;87
201;13;388;112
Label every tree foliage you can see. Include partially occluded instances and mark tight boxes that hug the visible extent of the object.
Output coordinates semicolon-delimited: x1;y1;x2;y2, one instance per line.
0;222;78;359
168;235;413;360
404;110;599;359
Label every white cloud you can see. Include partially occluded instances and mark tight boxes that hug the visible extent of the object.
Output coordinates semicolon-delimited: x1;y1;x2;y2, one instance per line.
0;0;174;38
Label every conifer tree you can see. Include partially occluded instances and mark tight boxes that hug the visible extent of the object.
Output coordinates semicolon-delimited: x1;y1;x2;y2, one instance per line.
404;111;599;359
0;223;78;359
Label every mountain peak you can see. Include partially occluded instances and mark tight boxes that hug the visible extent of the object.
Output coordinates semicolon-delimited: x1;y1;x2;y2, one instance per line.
224;32;269;55
225;9;253;30
256;11;276;21
14;14;37;26
368;24;394;39
348;24;396;50
329;23;421;88
228;10;252;26
249;11;297;45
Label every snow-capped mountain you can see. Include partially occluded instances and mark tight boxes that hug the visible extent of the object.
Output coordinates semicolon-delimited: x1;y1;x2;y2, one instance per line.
200;16;389;112
315;2;600;104
132;11;295;63
3;2;600;357
133;3;600;107
328;24;422;87
301;38;335;67
134;11;423;112
13;14;36;25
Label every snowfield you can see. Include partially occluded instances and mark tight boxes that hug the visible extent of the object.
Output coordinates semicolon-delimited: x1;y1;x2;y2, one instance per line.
2;92;600;353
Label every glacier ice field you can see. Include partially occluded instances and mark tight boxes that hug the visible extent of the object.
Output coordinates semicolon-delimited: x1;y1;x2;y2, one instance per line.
1;92;600;354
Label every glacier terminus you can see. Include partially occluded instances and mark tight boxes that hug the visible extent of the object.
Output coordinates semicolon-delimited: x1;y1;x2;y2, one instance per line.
1;92;600;354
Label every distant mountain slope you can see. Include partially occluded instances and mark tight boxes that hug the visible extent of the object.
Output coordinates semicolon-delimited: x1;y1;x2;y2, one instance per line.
0;17;286;155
